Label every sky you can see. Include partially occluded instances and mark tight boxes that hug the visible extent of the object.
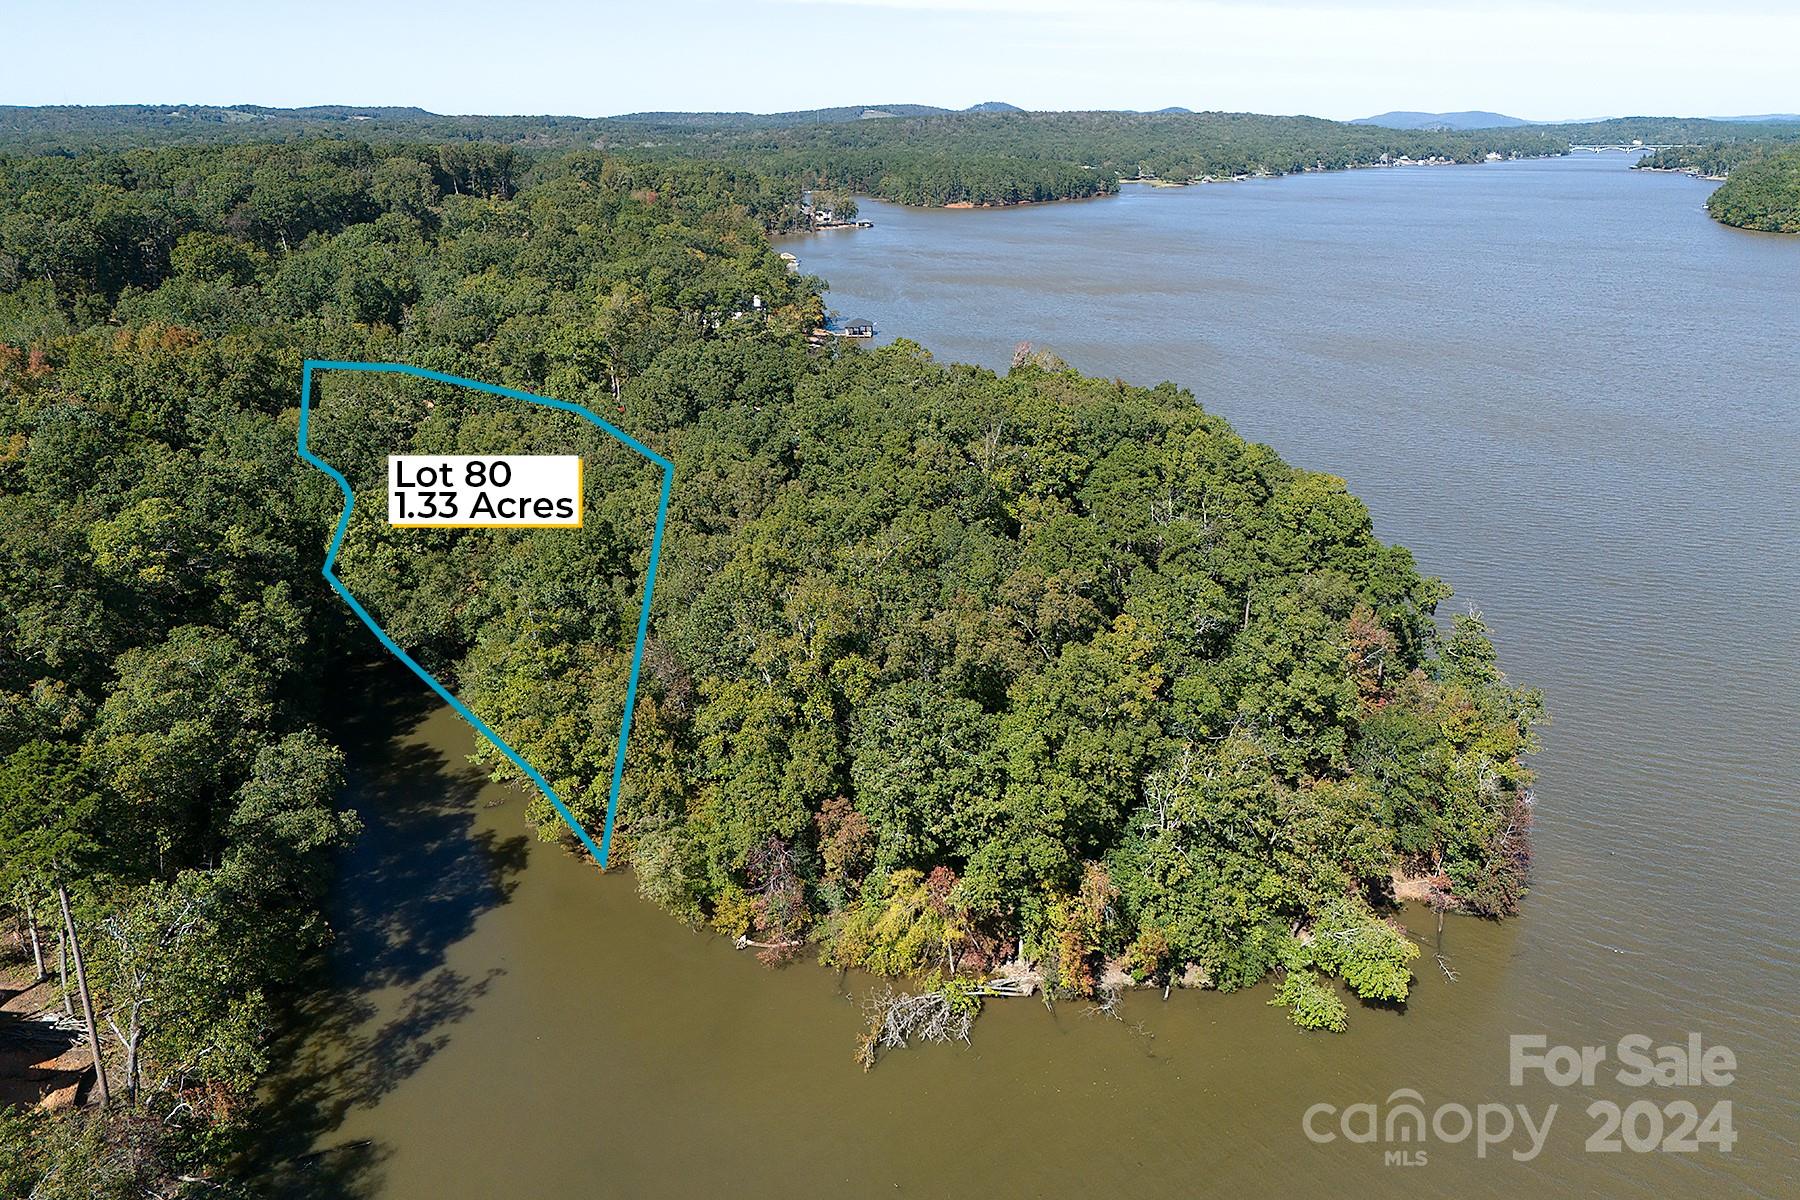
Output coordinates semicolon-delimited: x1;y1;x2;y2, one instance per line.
6;0;1797;122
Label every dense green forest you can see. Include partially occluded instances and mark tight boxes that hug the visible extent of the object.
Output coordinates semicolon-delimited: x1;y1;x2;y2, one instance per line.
1639;141;1764;178
1;132;1539;1192
0;138;815;1194
1704;149;1800;232
0;105;1564;207
613;111;1566;206
1640;141;1800;233
1540;115;1800;145
0;104;614;155
12;104;1800;211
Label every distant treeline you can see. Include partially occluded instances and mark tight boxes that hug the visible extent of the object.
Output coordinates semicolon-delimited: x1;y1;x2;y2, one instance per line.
0;105;1564;209
1638;142;1764;178
1540;116;1800;145
0;103;614;155
618;111;1572;206
13;104;1800;213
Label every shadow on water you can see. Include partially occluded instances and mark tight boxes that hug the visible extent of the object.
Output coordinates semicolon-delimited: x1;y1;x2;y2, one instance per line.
236;662;528;1199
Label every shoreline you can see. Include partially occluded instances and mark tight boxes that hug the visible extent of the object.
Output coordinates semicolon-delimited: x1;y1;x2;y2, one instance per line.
1635;165;1728;182
846;150;1568;213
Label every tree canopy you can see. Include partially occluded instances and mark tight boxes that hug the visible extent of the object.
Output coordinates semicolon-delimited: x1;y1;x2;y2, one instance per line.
1704;148;1800;233
1;128;1541;1188
1638;133;1800;234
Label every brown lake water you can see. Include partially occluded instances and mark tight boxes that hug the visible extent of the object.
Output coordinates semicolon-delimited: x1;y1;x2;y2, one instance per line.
263;154;1799;1198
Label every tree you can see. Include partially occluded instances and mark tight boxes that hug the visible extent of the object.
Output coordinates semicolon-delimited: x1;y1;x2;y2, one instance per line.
92;880;204;1104
0;1104;138;1199
848;681;1004;871
0;741;109;1107
88;625;274;873
8;879;47;981
994;614;1167;881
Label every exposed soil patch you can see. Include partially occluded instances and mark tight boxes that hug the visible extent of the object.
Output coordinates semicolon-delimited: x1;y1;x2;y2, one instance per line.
1;965;91;1111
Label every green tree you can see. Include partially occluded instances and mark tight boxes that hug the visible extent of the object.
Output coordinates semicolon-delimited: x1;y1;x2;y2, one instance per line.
0;740;109;1107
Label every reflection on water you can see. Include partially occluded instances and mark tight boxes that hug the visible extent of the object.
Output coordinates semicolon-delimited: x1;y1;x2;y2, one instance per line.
253;684;524;1198
262;156;1797;1198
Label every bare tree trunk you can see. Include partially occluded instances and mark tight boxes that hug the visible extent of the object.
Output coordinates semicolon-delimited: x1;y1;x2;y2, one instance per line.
58;933;72;1017
107;1009;142;1104
126;1008;140;1103
21;894;45;980
57;882;109;1109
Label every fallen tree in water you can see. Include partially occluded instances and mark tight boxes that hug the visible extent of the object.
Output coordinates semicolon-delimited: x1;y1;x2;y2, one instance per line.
856;974;1035;1070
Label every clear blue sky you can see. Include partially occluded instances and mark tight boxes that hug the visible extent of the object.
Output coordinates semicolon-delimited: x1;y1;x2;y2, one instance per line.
8;0;1795;121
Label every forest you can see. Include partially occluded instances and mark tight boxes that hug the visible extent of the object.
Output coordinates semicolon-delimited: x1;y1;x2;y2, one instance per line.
1541;115;1800;145
1703;148;1800;232
1640;140;1800;233
1639;141;1761;178
1;132;1539;1194
13;105;1800;212
610;110;1568;206
0;105;1566;207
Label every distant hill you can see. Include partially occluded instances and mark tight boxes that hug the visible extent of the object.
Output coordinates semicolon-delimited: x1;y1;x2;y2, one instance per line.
612;101;1028;127
0;103;619;153
0;102;451;130
1152;106;1194;115
1353;110;1531;130
610;103;959;129
1537;116;1800;144
8;102;1788;168
231;104;438;121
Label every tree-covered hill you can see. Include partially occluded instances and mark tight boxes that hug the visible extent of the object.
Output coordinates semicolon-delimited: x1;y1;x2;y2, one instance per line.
1703;148;1800;232
1636;132;1800;234
608;102;967;128
0;99;997;149
2;134;1539;1188
1351;110;1531;130
1538;116;1800;144
0;103;613;154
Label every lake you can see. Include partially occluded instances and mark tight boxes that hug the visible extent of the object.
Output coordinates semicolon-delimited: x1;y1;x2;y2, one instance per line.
265;154;1800;1198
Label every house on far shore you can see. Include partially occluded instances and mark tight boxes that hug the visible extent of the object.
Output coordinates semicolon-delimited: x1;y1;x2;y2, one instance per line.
836;317;875;338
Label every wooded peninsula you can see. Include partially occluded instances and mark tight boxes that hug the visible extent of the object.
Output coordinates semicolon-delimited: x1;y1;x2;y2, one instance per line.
1639;141;1800;233
1;115;1544;1193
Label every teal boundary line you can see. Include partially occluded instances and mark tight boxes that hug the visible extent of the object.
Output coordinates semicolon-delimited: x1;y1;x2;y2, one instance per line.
297;360;674;868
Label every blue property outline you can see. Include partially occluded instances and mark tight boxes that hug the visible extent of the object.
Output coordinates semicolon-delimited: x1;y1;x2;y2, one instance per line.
297;360;674;868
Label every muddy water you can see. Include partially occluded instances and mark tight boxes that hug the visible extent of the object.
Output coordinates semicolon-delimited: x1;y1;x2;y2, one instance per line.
264;154;1798;1198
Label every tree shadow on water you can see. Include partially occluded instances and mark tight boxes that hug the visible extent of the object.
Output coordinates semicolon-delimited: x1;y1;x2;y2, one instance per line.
246;964;505;1198
236;664;530;1198
333;737;528;992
